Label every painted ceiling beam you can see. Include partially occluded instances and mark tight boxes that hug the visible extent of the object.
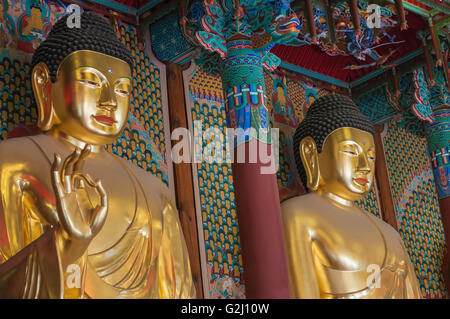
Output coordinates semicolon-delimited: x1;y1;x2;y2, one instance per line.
419;0;450;15
349;48;424;88
279;61;350;88
385;0;428;17
280;47;424;89
435;16;450;28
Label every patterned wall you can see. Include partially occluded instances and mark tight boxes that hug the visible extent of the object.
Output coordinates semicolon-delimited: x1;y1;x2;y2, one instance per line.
108;22;169;186
382;120;447;298
188;67;245;299
0;0;169;185
356;85;398;125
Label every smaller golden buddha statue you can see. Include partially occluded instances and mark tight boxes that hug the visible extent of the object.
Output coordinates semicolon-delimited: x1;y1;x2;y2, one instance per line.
281;94;421;299
0;12;195;299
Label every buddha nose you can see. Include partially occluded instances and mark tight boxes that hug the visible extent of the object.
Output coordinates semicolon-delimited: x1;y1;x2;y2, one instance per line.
99;101;117;111
98;83;117;111
358;153;371;172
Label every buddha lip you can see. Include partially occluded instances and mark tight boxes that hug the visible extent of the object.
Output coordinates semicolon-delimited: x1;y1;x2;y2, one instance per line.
353;178;368;185
92;115;117;125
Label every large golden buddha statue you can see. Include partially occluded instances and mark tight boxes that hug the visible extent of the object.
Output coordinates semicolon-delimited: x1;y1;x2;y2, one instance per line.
0;12;195;299
281;94;421;299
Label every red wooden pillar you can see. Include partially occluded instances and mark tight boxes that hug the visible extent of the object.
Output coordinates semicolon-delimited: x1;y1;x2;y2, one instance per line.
223;37;291;298
231;144;291;298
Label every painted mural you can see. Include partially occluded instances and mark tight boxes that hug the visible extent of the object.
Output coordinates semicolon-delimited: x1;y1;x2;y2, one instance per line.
0;0;67;54
188;67;245;299
0;0;169;186
264;72;304;201
382;120;447;298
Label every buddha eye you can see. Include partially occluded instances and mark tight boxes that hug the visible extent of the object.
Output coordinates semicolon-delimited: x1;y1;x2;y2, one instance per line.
78;79;100;88
342;150;357;156
115;88;129;96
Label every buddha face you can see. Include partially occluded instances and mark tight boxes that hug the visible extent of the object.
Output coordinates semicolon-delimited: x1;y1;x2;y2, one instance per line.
300;127;375;202
32;50;131;145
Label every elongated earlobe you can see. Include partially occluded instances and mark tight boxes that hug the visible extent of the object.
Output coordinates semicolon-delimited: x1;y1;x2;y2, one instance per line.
299;137;320;191
31;62;59;131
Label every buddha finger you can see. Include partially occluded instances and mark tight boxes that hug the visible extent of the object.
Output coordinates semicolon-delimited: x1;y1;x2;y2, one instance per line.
72;172;97;189
73;145;91;188
62;148;81;192
51;154;65;198
57;202;85;240
74;144;91;173
71;174;85;191
90;179;108;234
61;148;81;177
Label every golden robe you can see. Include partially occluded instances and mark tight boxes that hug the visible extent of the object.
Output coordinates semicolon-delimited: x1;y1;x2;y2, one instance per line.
0;135;195;298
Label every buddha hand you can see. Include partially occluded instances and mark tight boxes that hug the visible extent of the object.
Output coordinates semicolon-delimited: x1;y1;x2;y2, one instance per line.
51;145;108;266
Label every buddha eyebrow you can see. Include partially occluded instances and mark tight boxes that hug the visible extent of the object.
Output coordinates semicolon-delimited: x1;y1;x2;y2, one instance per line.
75;66;100;71
73;67;129;79
339;140;360;144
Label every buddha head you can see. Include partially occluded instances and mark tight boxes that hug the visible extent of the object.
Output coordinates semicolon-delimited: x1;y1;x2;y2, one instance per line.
293;94;375;202
31;12;133;145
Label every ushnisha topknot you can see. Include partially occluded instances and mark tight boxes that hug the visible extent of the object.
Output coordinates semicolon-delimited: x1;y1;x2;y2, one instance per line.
293;94;374;188
31;11;133;82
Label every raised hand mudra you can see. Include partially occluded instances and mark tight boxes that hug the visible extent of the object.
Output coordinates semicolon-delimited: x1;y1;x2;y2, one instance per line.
51;145;108;242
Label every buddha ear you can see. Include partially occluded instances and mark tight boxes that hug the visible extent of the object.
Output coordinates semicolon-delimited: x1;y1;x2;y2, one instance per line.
299;136;320;191
31;62;58;131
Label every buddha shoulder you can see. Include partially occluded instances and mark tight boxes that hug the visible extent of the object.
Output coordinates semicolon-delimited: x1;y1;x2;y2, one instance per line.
0;137;46;168
281;193;335;221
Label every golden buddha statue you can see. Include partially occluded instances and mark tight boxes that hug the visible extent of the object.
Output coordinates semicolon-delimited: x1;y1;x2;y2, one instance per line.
281;94;421;299
0;12;195;299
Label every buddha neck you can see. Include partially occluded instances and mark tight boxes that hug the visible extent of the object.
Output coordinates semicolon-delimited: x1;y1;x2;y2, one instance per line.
48;128;106;154
316;189;354;208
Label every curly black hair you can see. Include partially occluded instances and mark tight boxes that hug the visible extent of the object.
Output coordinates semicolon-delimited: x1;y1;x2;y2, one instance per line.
31;11;133;82
293;94;374;188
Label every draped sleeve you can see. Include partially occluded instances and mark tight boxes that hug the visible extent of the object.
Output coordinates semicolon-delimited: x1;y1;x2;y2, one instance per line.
157;200;196;298
0;229;63;298
0;139;64;298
